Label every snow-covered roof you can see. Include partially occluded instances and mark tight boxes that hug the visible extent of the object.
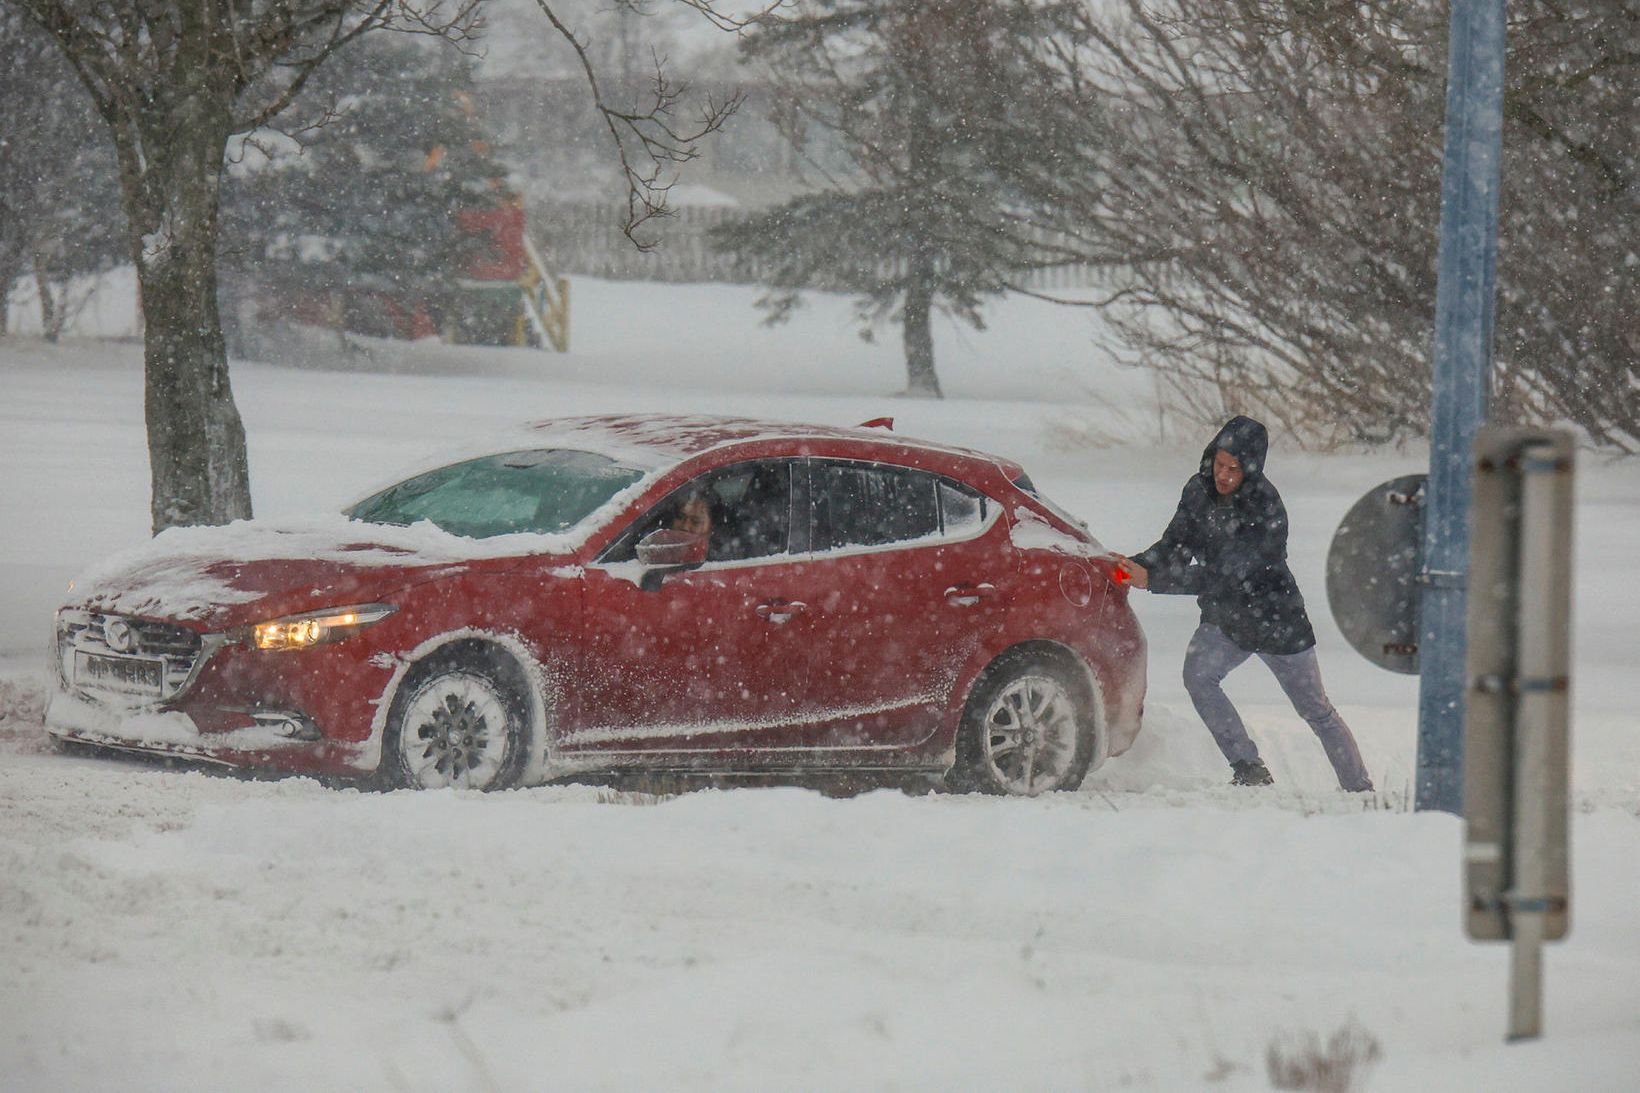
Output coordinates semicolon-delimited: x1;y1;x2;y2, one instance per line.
522;413;1006;468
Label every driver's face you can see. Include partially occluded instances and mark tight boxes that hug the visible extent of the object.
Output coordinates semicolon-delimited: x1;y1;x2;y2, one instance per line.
1212;449;1245;495
673;496;711;537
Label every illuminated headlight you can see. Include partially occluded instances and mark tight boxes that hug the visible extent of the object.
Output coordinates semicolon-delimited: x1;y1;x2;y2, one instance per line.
251;604;396;651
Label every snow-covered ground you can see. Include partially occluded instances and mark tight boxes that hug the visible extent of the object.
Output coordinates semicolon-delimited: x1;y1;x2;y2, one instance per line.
2;277;1637;1089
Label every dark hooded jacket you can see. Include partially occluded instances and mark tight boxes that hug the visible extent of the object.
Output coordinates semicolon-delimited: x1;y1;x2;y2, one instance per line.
1130;416;1316;655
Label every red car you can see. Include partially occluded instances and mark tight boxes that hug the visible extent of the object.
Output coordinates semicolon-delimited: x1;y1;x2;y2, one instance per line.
47;415;1146;795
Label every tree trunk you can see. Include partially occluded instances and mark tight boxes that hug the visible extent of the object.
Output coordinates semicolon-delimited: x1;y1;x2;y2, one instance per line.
901;261;942;398
38;282;58;341
898;12;943;402
121;97;252;534
1;223;22;338
35;264;62;342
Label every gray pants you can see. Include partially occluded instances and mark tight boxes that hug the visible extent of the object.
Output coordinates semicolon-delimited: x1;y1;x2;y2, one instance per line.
1182;623;1373;791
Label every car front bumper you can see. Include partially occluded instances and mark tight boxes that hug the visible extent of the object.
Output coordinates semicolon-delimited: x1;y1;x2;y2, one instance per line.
45;686;382;778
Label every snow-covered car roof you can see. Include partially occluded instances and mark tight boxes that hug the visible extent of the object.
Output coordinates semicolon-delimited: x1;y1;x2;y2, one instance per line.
521;413;1016;470
351;416;1022;507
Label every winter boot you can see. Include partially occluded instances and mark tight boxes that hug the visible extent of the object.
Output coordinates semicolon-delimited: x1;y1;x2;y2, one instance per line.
1230;760;1274;787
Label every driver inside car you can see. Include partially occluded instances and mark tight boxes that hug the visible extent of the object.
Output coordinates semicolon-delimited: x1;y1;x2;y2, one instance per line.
668;492;713;541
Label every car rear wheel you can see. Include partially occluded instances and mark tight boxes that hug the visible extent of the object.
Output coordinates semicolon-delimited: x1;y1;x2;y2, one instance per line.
386;656;526;791
952;653;1097;796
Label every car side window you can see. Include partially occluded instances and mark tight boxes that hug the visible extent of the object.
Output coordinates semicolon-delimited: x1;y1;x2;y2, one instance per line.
703;461;792;561
811;462;941;551
937;479;988;534
607;460;793;563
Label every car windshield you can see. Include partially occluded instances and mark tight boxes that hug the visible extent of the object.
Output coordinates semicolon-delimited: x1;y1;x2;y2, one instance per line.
348;449;648;540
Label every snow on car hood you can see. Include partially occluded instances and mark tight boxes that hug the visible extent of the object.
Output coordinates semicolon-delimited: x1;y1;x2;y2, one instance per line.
67;514;584;630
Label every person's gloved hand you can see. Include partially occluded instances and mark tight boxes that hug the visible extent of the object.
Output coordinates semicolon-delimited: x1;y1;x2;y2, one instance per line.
1114;555;1149;590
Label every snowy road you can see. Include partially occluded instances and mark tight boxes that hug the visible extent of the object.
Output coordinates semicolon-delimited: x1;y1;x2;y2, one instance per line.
2;695;1637;1091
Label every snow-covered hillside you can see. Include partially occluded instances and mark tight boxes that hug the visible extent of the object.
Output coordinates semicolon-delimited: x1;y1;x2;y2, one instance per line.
2;277;1637;1089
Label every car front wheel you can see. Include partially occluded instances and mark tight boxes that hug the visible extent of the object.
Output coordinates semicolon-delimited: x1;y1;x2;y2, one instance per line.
952;653;1097;796
386;657;526;791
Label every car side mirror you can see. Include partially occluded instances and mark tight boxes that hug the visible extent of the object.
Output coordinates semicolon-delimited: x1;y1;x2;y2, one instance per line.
635;528;707;592
636;527;708;568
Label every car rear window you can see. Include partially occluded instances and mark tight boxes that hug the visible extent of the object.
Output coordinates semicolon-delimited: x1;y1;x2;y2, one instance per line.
1011;470;1092;535
348;449;646;539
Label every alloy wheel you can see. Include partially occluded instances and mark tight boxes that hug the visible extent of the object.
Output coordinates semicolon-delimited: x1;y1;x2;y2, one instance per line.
398;672;513;790
980;674;1079;795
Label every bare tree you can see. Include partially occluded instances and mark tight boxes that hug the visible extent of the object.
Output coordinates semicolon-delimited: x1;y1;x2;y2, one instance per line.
1047;0;1639;449
0;10;122;339
2;0;759;532
526;0;763;247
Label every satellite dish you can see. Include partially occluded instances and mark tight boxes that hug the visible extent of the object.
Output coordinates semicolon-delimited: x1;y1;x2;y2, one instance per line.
1326;474;1427;674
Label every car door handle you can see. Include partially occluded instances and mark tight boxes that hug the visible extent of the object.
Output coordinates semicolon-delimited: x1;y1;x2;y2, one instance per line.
944;583;997;607
755;600;808;624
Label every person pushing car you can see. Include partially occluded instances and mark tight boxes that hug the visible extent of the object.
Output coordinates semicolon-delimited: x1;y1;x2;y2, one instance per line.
1116;416;1373;792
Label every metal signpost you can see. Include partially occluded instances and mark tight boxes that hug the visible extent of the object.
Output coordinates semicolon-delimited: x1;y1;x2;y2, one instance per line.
1462;428;1573;1041
1417;0;1508;816
1324;0;1572;1048
1330;433;1575;1043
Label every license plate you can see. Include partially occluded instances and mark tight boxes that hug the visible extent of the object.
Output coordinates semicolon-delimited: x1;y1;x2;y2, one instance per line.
75;651;165;697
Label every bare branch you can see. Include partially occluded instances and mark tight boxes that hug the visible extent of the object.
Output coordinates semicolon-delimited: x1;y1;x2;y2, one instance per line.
529;0;746;245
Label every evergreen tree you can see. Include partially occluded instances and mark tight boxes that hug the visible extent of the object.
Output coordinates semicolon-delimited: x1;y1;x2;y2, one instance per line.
222;33;509;341
713;1;1093;398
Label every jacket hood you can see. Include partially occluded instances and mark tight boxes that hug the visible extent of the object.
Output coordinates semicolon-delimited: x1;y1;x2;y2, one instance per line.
1198;415;1269;482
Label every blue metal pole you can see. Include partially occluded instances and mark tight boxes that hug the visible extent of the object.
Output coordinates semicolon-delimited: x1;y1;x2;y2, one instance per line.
1417;0;1506;814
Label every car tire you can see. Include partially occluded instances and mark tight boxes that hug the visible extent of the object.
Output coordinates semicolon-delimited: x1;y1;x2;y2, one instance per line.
950;650;1099;796
383;650;528;791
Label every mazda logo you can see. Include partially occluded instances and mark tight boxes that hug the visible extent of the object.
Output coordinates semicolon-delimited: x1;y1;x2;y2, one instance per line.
103;618;137;654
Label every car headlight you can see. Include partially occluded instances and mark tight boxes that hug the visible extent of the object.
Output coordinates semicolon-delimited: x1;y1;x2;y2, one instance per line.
251;604;397;651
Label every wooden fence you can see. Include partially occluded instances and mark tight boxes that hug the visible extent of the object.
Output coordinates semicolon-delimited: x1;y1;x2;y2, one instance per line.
529;202;1106;291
